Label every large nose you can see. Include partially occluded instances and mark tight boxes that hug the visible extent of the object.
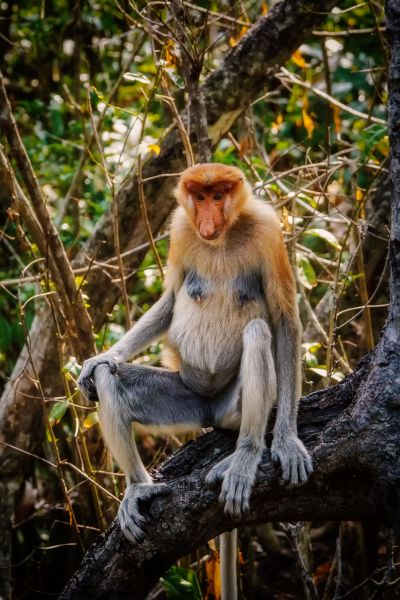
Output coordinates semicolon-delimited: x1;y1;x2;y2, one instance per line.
199;218;216;239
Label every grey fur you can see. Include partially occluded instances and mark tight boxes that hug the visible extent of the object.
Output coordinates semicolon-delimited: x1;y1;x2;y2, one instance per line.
78;253;313;600
233;270;263;307
78;292;175;401
271;316;313;484
184;269;212;301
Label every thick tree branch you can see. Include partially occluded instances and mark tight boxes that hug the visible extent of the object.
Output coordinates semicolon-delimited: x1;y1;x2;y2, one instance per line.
60;346;400;599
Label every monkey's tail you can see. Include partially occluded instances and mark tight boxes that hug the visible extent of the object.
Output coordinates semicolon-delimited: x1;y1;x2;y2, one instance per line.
220;529;238;600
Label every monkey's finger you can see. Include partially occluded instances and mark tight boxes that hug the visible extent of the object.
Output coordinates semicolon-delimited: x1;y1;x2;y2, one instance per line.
123;520;146;544
77;377;98;402
220;473;241;517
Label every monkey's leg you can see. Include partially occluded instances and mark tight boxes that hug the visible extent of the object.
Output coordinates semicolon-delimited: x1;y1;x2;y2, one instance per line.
206;318;276;517
94;364;210;542
271;317;313;485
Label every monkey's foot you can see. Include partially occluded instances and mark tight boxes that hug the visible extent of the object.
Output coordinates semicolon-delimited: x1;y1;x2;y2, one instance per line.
207;450;259;517
118;482;171;543
271;432;313;486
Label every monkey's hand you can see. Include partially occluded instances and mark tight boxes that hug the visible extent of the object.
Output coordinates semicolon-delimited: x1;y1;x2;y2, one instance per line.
118;482;171;543
206;450;260;518
271;431;313;486
77;353;121;403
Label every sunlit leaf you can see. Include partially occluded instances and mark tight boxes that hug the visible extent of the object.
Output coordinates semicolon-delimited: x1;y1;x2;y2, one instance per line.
84;411;99;430
205;548;221;600
123;72;152;85
148;144;161;155
292;49;307;68
161;565;202;599
302;95;315;137
164;40;179;68
297;255;317;289
302;342;322;353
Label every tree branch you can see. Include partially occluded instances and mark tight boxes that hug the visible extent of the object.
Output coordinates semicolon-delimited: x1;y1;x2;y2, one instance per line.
60;346;400;599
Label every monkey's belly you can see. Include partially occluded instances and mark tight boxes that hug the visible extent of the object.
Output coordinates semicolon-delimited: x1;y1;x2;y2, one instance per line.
167;290;268;391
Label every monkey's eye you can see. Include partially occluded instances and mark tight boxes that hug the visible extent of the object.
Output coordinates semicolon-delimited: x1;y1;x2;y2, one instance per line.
213;192;223;201
195;193;205;201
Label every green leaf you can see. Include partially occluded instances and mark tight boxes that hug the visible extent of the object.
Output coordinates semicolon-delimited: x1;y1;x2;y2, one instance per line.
49;401;68;423
161;566;202;599
304;229;341;249
297;255;317;289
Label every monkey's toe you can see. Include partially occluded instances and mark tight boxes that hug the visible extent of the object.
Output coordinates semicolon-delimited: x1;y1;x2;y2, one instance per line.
219;468;254;518
205;454;233;488
118;482;171;544
271;433;313;486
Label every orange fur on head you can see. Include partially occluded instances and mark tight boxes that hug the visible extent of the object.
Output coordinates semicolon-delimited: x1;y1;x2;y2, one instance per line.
175;163;251;241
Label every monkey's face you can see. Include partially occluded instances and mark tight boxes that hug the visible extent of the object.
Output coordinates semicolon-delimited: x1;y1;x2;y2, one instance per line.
185;181;232;241
176;163;248;243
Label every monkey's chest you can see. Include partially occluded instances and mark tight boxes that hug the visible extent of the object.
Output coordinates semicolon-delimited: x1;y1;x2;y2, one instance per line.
168;269;267;374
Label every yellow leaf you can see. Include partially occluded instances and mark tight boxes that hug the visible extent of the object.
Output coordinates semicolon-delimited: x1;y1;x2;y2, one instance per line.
84;411;99;430
229;24;249;47
332;105;341;135
148;144;161;155
205;549;221;600
271;112;283;133
164;40;178;68
302;95;315;137
356;187;364;202
261;2;268;15
292;49;307;68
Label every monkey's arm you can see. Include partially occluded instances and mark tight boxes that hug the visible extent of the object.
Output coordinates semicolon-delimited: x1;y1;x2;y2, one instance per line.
77;291;175;401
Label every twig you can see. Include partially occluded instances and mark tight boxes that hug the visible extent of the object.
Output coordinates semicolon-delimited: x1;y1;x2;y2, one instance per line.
87;89;132;327
312;26;386;37
277;67;386;126
280;523;319;600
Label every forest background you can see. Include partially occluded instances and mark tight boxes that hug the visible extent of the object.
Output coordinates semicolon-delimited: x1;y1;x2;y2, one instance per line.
0;0;395;599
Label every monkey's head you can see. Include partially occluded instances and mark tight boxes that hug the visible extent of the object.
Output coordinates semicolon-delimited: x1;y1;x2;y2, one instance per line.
176;163;251;242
